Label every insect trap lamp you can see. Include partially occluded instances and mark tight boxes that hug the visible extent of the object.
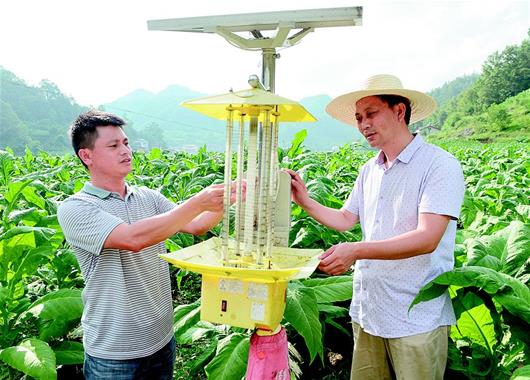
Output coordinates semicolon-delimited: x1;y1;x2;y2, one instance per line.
150;6;362;333
161;82;321;331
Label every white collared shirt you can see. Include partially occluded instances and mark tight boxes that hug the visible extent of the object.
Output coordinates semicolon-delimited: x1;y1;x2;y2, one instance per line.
343;135;465;338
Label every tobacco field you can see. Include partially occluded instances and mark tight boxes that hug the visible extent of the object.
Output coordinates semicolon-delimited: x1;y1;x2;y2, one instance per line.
0;137;529;379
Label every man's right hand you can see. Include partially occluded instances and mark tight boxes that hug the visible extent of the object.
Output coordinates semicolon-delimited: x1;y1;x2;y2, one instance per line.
193;180;246;213
284;169;311;208
193;184;225;212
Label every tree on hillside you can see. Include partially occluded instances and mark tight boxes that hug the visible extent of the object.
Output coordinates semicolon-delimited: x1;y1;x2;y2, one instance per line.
475;29;530;110
428;74;479;109
0;67;88;154
418;74;480;130
0;101;32;154
430;30;530;139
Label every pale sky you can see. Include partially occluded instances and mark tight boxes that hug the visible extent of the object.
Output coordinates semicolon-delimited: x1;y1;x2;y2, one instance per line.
1;0;528;106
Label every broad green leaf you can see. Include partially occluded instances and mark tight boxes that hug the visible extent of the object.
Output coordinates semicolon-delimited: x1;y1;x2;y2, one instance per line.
53;341;84;365
466;226;508;269
204;333;249;380
503;222;530;276
24;289;83;321
466;239;503;270
7;207;39;224
39;319;80;342
287;129;308;160
466;221;530;277
4;180;33;205
22;185;46;209
165;238;182;252
318;304;351;336
189;337;218;375
409;282;448;313
450;292;497;353
8;246;53;287
177;324;215;345
24;146;34;167
515;205;530;221
0;338;56;380
0;150;15;185
411;266;507;311
317;303;349;318
173;300;201;338
494;276;530;324
510;365;530;380
148;148;162;160
284;282;323;363
291;226;319;248
302;275;353;303
0;226;55;244
411;266;530;323
22;289;83;340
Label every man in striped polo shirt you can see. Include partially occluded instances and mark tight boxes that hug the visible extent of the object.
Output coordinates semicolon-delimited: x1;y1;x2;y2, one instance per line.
287;74;465;379
58;110;234;379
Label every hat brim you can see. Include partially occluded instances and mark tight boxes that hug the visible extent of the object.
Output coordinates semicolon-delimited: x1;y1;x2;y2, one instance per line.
326;89;437;126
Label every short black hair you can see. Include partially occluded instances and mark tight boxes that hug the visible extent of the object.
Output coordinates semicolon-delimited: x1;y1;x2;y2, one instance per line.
69;110;125;167
376;95;412;125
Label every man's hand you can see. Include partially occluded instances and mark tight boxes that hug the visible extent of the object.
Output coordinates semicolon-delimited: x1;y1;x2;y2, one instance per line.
284;169;311;208
230;179;247;205
193;184;225;212
193;180;247;213
318;242;357;275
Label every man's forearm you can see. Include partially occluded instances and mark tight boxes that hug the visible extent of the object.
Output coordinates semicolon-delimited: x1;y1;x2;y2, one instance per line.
106;196;206;251
181;210;224;235
353;227;443;261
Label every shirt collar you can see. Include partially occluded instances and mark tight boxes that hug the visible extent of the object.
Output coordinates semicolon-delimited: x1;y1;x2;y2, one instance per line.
397;134;424;164
82;182;136;199
375;133;425;166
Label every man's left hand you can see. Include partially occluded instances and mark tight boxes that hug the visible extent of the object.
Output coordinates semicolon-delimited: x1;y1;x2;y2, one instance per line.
318;242;357;275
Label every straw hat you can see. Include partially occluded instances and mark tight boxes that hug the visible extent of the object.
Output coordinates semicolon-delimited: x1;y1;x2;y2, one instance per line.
326;74;437;125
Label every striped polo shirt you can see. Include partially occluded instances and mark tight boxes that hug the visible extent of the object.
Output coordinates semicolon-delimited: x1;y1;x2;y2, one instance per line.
343;134;465;338
57;182;176;359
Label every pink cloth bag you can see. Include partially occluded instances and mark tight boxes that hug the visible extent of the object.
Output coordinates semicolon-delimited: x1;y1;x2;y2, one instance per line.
245;327;290;380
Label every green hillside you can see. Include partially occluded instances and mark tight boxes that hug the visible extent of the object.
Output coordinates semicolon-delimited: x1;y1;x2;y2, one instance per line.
0;68;88;154
432;89;530;142
1;29;528;153
428;74;479;109
428;30;530;143
103;90;362;152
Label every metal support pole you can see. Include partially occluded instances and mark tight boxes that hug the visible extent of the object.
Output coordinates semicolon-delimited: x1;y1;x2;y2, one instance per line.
261;48;277;93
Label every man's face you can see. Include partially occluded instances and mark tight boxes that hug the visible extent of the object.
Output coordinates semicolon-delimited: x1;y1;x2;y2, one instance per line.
354;96;402;149
80;126;132;178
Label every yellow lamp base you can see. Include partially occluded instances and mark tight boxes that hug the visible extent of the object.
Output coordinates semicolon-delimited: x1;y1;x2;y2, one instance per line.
201;275;287;330
160;237;322;330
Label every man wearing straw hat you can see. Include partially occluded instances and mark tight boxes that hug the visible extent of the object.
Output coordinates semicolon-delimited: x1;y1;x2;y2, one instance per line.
287;74;465;379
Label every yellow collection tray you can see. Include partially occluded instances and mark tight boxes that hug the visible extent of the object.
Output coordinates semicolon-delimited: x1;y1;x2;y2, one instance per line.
160;237;321;281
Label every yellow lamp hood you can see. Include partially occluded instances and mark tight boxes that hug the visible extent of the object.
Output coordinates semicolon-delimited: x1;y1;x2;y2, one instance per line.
181;87;317;123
